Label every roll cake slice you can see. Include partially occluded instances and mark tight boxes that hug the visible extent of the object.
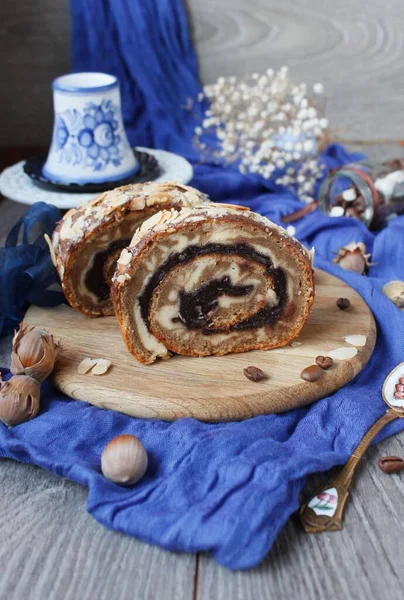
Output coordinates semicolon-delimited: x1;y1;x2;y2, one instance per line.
111;204;315;364
46;182;209;317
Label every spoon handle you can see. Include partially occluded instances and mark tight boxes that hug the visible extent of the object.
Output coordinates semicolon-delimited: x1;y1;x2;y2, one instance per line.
300;409;400;533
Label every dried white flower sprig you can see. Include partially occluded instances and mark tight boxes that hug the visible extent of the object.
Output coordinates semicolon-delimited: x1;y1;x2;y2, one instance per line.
193;66;328;203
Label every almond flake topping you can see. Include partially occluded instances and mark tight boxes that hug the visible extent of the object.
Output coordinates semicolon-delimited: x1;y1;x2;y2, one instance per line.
141;210;167;231
77;357;111;375
44;233;57;267
215;203;250;211
91;359;111;375
116;273;131;283
130;196;147;210
59;216;74;240
77;358;98;374
328;347;358;360
52;231;59;251
108;193;130;208
344;334;367;347
117;249;132;266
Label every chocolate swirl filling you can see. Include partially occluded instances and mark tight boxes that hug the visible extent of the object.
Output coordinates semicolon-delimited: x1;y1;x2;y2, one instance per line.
139;243;288;335
85;239;131;301
176;276;254;329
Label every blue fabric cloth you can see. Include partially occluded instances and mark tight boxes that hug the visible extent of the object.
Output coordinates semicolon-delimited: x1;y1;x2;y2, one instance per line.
0;202;63;336
0;0;403;570
70;0;202;156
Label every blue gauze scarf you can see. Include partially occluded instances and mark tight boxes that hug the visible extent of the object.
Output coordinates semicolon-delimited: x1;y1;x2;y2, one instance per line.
0;0;403;570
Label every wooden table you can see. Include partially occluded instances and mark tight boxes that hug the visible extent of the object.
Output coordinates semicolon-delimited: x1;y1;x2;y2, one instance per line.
1;143;404;600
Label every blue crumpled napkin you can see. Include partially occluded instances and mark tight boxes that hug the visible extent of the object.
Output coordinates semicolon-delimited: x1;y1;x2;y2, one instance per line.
0;202;63;335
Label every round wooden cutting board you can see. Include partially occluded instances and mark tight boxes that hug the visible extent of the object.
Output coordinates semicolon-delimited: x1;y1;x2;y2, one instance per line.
25;270;376;422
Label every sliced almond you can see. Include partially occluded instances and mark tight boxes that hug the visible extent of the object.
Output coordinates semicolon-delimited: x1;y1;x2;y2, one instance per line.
78;357;98;374
143;210;167;231
211;202;250;211
108;193;129;208
59;216;75;240
117;249;132;266
328;347;358;360
183;191;202;204
52;231;60;251
91;359;111;375
344;334;367;347
116;273;131;284
44;233;57;267
290;341;302;347
130;196;147;211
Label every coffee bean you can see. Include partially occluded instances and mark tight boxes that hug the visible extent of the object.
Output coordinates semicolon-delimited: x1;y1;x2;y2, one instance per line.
300;365;323;382
336;297;350;310
378;456;404;474
243;366;266;382
399;377;404;385
394;391;404;400
315;356;333;370
395;383;404;393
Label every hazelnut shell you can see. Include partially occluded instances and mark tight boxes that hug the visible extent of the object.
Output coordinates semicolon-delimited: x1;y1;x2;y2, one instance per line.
0;375;41;427
11;324;59;382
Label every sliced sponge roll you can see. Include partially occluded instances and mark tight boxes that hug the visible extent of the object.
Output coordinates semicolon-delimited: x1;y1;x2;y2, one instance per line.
112;204;315;364
48;182;209;317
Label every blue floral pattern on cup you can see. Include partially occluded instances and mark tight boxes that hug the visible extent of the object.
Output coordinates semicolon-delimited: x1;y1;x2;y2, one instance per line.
52;100;125;172
55;117;69;149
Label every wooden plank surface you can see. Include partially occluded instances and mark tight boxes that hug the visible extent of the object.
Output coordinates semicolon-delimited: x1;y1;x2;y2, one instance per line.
24;270;376;421
186;0;404;142
0;458;196;600
2;0;404;145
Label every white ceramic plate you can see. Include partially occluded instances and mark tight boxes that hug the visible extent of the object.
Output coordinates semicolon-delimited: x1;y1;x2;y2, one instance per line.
0;147;194;210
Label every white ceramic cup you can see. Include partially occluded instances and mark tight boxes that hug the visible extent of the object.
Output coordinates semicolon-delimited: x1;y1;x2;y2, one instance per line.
42;72;139;184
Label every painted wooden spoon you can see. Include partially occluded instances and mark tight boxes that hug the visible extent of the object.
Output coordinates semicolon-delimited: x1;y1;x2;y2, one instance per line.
300;361;404;533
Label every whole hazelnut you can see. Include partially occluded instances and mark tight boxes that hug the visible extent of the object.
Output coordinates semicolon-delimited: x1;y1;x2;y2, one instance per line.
101;435;148;486
0;375;41;427
11;324;59;382
333;242;372;275
382;281;404;310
